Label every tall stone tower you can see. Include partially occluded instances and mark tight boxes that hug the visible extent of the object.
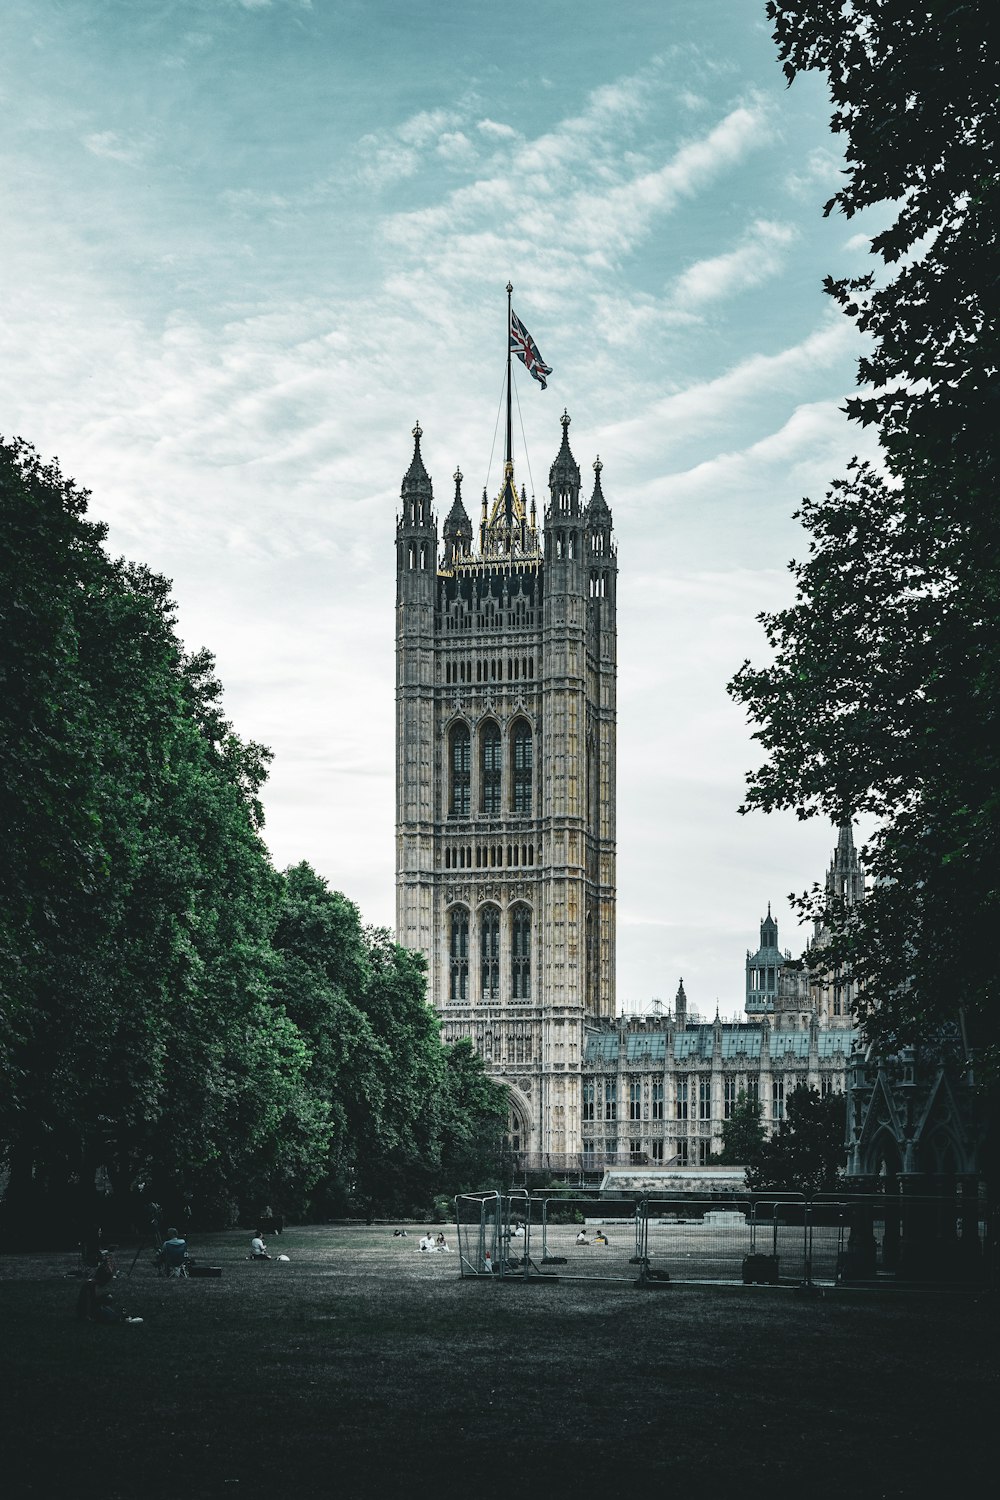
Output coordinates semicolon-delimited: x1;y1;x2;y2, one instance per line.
809;822;865;1025
395;412;617;1156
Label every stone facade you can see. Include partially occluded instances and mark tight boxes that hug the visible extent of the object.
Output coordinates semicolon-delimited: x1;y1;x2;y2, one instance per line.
395;414;860;1170
578;970;855;1174
395;414;616;1157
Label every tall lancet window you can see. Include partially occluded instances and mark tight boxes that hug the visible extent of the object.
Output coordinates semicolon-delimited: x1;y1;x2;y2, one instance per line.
511;721;532;814
481;723;502;815
449;907;469;1001
480;906;500;1001
450;724;470;816
511;905;531;1000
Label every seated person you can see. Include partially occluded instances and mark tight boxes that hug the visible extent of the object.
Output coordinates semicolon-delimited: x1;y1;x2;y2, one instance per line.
160;1228;189;1275
418;1233;435;1252
595;1231;609;1245
249;1234;270;1260
575;1230;589;1245
436;1232;451;1252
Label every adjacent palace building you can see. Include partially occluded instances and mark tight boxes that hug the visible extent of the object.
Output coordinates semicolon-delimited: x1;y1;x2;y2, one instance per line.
395;415;858;1174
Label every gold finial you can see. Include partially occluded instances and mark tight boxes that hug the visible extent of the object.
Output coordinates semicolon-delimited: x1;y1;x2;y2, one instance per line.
454;467;463;484
560;409;570;429
593;455;603;474
413;420;422;439
506;281;513;294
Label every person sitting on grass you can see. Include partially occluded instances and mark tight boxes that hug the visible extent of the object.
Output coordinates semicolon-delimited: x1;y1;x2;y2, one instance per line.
249;1234;271;1260
160;1229;189;1277
435;1232;451;1252
595;1230;609;1245
575;1229;589;1245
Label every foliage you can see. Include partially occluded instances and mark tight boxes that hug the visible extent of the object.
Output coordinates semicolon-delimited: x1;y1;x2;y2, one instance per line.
0;437;510;1237
437;1038;508;1195
730;5;1000;1082
713;1089;766;1166
744;1086;847;1197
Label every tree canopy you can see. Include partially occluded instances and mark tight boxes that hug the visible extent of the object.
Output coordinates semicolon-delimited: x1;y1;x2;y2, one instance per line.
713;1088;766;1167
744;1085;847;1197
730;4;1000;1080
0;437;507;1239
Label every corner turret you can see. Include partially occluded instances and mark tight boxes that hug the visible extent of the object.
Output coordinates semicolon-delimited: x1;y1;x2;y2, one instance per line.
442;467;473;568
396;420;437;603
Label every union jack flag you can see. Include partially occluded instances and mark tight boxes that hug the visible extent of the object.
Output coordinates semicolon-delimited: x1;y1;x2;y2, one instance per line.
510;308;552;389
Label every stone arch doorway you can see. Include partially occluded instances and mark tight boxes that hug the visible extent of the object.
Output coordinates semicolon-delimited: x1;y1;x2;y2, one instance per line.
502;1083;533;1181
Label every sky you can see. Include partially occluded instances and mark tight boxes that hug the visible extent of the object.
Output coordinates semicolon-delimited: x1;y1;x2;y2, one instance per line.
1;0;883;1019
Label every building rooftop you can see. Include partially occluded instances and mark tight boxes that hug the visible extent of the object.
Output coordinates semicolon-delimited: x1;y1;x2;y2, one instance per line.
583;1023;857;1067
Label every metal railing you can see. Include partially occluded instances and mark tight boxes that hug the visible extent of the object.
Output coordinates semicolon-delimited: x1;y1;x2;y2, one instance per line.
456;1191;992;1288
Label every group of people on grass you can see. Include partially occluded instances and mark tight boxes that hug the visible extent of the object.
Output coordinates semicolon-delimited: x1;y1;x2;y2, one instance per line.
418;1231;451;1252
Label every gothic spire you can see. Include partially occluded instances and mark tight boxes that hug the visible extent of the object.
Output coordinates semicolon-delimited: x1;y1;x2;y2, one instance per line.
549;409;581;490
402;420;432;497
586;454;611;520
442;466;473;565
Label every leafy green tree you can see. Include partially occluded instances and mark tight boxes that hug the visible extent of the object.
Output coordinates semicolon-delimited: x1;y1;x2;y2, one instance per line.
745;1086;847;1197
269;864;388;1215
437;1038;508;1195
730;5;1000;1083
1;436;513;1234
713;1088;765;1166
0;438;312;1234
352;931;447;1214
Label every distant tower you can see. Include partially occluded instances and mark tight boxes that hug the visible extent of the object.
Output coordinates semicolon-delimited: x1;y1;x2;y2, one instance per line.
810;822;865;1025
395;403;617;1157
745;905;786;1017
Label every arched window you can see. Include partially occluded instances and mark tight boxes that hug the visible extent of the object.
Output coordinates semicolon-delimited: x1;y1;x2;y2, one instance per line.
511;905;531;1000
480;722;502;815
480;906;500;1000
505;1099;527;1156
450;724;470;816
449;907;469;1001
511;720;532;814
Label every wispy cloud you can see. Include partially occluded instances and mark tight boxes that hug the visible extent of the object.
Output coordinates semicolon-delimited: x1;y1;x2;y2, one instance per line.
83;130;150;165
358;107;464;188
382;93;773;300
670;218;798;307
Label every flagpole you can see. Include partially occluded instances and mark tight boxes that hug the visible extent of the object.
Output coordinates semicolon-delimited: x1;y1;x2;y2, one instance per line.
505;281;513;470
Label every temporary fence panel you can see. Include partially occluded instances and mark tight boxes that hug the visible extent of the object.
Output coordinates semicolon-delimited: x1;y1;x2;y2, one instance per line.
535;1197;643;1281
456;1191;991;1287
456;1191;501;1277
646;1199;756;1283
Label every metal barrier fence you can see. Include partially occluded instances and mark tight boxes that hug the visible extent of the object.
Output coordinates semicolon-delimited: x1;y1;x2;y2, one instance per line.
456;1192;992;1288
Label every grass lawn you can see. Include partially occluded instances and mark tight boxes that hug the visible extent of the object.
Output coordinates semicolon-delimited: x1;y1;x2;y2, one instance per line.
1;1222;995;1498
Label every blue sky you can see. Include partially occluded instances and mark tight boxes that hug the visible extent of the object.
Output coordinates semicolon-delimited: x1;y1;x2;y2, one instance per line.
1;0;881;1014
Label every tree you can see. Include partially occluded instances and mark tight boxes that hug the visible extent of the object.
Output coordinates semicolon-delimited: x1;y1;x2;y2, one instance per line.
744;1086;847;1197
437;1038;508;1195
713;1089;766;1166
730;6;1000;1083
1;436;512;1236
0;438;314;1234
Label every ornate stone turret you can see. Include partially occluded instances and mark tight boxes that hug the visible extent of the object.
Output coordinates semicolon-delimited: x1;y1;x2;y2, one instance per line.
745;904;788;1017
441;467;473;568
396;421;437;596
675;978;688;1029
547;408;581;518
825;822;866;910
808;820;866;1025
